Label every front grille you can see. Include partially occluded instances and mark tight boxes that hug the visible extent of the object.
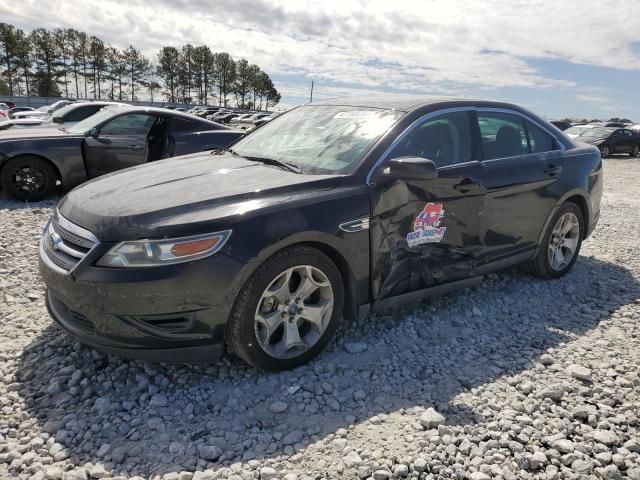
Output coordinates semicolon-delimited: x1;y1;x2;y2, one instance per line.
43;211;98;273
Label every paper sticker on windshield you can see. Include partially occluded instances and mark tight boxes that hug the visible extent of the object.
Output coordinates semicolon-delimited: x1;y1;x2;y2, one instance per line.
406;203;446;247
334;111;377;119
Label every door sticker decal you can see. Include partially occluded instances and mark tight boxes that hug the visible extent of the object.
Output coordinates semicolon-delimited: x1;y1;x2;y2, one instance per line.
406;203;447;247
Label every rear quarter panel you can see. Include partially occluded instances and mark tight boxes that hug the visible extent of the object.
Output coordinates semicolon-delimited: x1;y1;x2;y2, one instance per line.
547;142;603;237
175;130;245;155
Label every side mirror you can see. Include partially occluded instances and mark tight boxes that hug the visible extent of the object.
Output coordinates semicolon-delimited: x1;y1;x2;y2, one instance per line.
86;127;99;138
380;156;438;181
52;116;63;124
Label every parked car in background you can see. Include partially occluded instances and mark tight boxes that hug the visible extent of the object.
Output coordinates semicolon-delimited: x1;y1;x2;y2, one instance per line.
0;106;244;201
0;102;126;130
0;103;10;111
14;100;77;119
577;127;640;157
630;124;640;132
197;107;221;118
564;125;596;139
38;96;602;371
551;120;572;131
604;122;626;128
8;107;37;118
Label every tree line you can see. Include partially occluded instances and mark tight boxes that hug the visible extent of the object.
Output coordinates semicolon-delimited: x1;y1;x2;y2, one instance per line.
0;23;281;110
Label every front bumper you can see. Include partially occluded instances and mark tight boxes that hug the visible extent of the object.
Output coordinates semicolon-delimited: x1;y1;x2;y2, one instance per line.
39;240;249;364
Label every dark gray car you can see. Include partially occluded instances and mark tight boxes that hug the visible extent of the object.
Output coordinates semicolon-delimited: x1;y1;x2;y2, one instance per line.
0;106;244;201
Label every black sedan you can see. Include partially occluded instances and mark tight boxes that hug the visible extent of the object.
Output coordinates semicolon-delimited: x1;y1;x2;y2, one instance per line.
578;127;640;157
0;106;244;201
39;96;603;371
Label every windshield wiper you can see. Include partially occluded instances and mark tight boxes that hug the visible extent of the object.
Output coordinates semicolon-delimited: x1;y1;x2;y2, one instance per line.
246;156;302;174
211;147;240;156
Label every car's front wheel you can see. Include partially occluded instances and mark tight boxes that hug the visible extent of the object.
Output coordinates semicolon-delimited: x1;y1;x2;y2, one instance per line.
525;202;584;279
1;156;57;201
601;145;611;158
631;145;639;158
226;245;344;371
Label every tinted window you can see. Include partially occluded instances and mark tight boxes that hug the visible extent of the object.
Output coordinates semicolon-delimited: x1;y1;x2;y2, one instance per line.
526;120;557;153
478;112;528;159
170;117;198;132
622;130;634;138
64;105;103;122
388;111;472;168
100;114;156;136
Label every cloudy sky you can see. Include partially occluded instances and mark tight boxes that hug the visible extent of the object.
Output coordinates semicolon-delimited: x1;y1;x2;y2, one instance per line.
2;0;640;119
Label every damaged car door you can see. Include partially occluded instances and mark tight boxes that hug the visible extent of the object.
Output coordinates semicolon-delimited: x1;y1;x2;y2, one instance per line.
83;113;157;178
368;109;486;300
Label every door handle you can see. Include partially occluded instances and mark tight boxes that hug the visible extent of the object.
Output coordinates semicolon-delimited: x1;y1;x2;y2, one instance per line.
128;145;142;150
544;165;562;176
453;179;482;192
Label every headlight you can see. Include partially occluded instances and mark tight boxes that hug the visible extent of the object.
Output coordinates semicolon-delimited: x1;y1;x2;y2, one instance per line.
96;230;231;267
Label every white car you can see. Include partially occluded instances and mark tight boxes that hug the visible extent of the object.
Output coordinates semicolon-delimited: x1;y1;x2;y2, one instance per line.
0;102;126;130
630;124;640;132
13;100;77;119
563;125;597;139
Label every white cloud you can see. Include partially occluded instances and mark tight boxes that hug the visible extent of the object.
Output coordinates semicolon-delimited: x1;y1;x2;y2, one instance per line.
1;0;639;112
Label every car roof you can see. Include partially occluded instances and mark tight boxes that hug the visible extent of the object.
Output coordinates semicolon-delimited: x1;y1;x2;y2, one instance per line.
308;94;524;113
101;105;230;128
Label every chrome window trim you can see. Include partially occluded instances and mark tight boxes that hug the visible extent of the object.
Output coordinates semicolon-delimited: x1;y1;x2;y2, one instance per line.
366;106;568;184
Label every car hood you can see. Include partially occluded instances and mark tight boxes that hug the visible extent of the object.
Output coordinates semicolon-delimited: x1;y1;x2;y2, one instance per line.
0;127;75;140
59;153;341;241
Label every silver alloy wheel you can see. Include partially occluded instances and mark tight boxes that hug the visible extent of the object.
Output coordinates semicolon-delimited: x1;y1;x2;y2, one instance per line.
254;265;334;359
548;212;580;271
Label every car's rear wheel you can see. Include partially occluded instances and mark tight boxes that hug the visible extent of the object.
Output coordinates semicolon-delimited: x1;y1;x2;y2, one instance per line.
601;145;611;158
1;156;57;201
631;145;639;157
525;202;583;279
226;245;344;371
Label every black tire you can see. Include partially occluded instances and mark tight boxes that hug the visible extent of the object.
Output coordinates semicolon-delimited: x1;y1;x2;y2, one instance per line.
525;202;584;279
226;245;344;371
601;145;611;158
0;156;57;201
630;145;639;158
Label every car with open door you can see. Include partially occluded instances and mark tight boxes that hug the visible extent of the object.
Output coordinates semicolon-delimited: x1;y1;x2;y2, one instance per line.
39;96;603;371
578;127;640;157
0;106;244;201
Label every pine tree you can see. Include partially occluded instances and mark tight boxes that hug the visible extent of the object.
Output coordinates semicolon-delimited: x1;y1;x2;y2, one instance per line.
157;46;180;103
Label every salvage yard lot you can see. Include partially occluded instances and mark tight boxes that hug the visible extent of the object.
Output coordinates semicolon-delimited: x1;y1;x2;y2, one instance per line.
0;159;639;479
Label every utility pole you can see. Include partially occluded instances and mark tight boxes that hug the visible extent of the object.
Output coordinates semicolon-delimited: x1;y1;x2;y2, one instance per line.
310;80;314;103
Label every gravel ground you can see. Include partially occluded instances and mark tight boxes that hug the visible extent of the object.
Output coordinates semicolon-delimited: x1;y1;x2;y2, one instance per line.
1;158;639;480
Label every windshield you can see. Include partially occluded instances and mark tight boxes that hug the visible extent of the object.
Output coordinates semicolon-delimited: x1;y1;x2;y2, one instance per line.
232;106;403;174
66;108;120;134
580;127;614;138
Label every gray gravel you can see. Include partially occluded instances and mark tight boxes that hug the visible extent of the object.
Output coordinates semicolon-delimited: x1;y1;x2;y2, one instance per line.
1;158;639;480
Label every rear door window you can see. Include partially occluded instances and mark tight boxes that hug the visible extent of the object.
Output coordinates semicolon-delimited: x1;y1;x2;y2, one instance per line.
477;112;529;159
525;120;558;153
